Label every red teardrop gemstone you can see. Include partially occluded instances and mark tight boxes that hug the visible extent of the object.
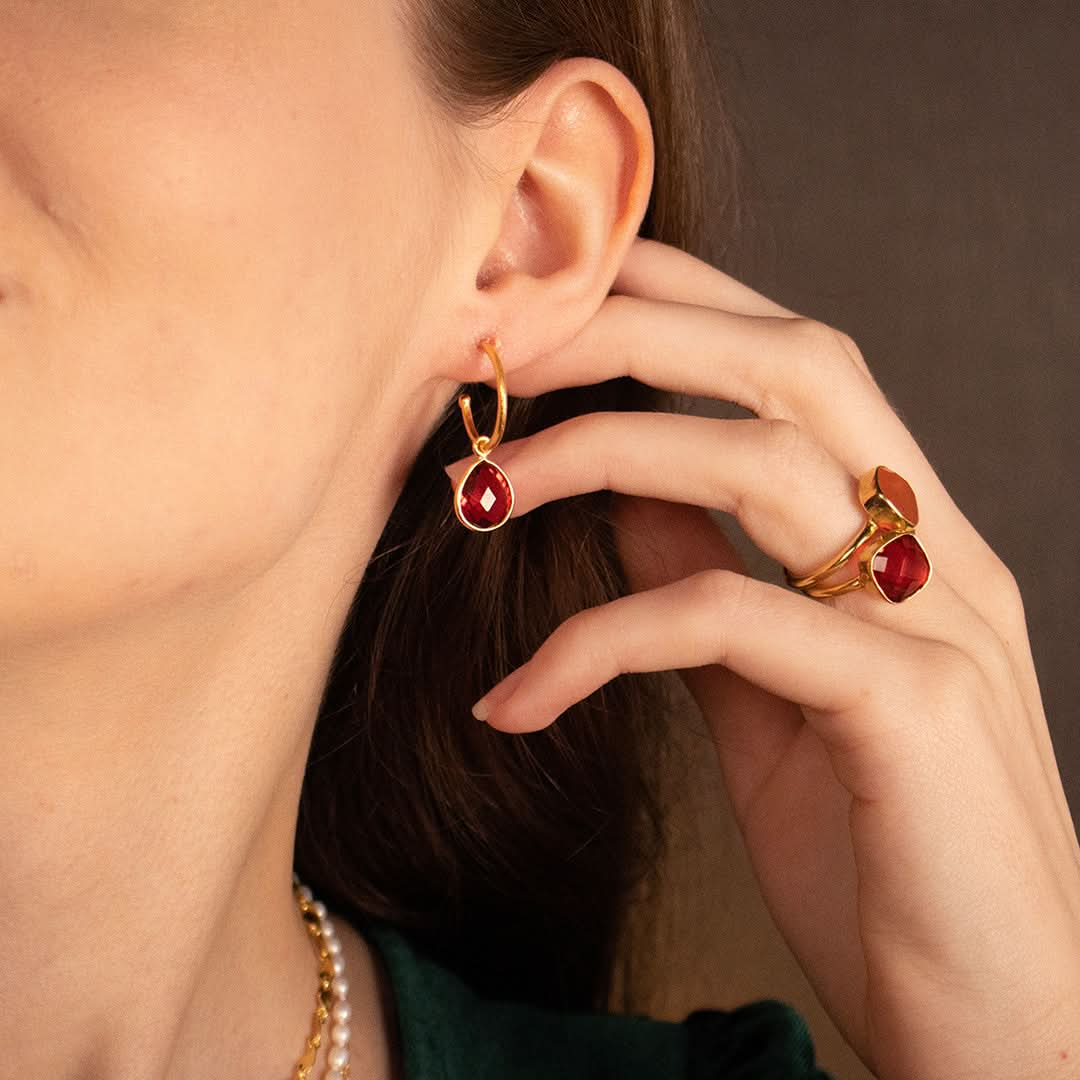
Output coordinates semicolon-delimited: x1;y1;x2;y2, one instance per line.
870;533;931;603
456;459;514;530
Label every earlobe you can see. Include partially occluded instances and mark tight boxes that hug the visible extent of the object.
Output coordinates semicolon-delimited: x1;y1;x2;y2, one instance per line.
468;56;655;369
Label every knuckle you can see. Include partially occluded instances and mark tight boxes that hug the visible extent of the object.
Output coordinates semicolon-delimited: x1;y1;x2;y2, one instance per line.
562;600;602;643
787;316;845;360
753;379;790;421
690;566;754;615
556;603;616;674
923;641;989;717
786;317;870;382
743;418;826;528
987;553;1027;626
539;412;584;459
833;328;872;376
759;416;806;471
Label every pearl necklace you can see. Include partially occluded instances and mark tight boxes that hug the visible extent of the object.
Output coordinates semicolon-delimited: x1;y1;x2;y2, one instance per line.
292;873;353;1079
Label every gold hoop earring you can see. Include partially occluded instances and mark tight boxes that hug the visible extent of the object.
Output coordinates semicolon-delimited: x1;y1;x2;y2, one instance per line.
452;337;516;532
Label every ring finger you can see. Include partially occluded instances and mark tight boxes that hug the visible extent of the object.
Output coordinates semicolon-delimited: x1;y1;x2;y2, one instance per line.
445;409;996;653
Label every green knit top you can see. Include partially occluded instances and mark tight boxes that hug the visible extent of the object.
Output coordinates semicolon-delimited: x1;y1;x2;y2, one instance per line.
357;919;837;1079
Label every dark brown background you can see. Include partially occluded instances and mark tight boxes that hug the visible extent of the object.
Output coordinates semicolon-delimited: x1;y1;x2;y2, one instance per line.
633;7;1078;1077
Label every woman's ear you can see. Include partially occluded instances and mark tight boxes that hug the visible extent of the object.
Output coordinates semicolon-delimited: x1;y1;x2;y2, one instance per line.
444;56;655;382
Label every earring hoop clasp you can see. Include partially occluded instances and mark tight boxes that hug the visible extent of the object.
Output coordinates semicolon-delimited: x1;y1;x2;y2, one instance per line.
458;337;507;456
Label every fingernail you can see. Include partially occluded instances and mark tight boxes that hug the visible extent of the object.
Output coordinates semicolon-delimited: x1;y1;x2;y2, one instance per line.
445;459;470;485
471;662;531;724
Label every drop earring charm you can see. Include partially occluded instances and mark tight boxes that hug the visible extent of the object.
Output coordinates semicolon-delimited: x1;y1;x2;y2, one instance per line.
453;337;516;532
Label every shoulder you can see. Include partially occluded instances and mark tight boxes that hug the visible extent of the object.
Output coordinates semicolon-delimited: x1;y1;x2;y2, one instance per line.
357;919;836;1080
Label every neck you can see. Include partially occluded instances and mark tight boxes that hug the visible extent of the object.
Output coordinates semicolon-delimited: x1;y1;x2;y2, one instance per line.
0;498;379;1080
0;368;448;1079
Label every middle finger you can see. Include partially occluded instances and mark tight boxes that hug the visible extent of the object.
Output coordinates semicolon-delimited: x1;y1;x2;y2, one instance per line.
467;296;1010;631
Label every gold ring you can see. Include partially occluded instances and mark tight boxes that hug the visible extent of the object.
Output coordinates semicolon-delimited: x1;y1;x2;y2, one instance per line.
784;466;933;604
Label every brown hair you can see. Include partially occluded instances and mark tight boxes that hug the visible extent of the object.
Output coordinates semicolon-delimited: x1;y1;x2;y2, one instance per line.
294;0;741;1014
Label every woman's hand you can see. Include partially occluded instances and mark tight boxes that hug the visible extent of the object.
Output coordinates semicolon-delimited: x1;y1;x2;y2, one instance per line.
443;237;1080;1080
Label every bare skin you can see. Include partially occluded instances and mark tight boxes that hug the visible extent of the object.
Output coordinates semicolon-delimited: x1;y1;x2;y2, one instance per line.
1;0;653;1077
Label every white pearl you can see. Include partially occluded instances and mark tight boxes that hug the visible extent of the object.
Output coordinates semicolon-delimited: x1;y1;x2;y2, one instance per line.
296;883;354;1080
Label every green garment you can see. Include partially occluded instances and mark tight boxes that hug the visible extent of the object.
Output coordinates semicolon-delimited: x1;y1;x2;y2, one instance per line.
358;919;837;1079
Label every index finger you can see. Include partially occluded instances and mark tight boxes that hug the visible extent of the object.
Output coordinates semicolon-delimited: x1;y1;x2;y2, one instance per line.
611;236;799;319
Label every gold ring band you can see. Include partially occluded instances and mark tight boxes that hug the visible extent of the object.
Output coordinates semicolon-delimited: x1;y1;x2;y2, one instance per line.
785;517;879;591
784;466;933;604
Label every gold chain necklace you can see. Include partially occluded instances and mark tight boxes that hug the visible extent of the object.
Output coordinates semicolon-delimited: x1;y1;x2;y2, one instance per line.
292;874;353;1079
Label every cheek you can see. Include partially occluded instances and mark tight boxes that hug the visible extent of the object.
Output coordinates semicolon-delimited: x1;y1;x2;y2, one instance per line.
0;4;440;634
